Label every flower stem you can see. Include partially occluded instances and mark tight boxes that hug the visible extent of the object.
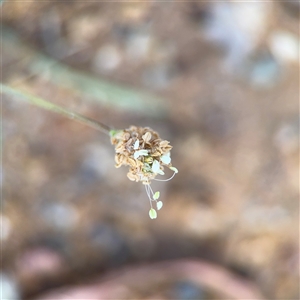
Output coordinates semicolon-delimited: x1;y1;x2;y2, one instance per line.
2;26;167;117
1;83;111;135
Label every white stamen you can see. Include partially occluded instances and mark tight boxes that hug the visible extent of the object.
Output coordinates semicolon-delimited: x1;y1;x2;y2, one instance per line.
161;152;171;164
152;160;160;173
134;149;148;159
156;201;163;210
145;184;153;208
154;167;177;182
148;184;155;197
157;169;165;175
133;139;139;150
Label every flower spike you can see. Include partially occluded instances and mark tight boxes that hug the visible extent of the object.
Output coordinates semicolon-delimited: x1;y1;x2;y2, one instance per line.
111;126;178;219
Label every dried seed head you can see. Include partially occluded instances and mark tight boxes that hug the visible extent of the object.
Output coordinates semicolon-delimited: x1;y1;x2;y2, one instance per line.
110;126;178;219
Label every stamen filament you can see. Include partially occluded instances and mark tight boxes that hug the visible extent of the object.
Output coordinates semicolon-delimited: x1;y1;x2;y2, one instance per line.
145;184;153;208
148;184;155;197
153;170;177;182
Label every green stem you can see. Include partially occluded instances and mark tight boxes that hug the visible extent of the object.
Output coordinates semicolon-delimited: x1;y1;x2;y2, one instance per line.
2;26;167;117
1;83;111;135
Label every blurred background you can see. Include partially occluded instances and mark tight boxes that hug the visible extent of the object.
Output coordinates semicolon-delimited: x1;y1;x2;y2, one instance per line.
1;1;299;299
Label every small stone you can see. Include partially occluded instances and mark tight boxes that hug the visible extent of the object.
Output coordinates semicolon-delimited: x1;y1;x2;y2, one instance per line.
0;273;20;300
89;224;129;264
125;30;152;61
81;144;112;181
16;247;65;278
203;2;272;69
269;31;300;65
40;203;78;230
143;63;176;90
93;45;122;73
249;54;280;88
274;121;299;155
170;281;204;300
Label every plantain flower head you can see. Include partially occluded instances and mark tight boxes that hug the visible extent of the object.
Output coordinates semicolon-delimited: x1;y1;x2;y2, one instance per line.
110;126;178;219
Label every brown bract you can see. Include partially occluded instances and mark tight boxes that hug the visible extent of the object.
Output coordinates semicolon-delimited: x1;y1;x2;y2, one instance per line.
111;126;173;184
